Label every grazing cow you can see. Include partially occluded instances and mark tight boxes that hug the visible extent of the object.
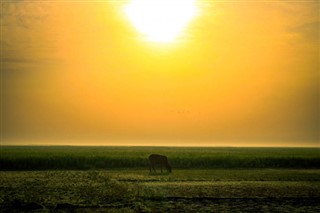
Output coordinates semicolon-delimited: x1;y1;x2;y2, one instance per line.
149;154;172;173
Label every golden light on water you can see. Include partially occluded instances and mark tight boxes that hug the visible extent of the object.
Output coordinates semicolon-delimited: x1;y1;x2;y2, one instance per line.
124;0;198;43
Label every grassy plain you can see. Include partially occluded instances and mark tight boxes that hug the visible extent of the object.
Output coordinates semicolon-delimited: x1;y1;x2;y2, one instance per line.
1;146;319;170
0;146;319;212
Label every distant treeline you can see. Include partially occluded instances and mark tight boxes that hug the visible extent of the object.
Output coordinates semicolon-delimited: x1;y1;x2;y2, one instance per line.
1;146;319;170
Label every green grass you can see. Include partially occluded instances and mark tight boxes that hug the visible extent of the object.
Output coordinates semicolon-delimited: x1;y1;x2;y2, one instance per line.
0;146;319;170
1;146;319;211
1;169;319;211
110;169;320;182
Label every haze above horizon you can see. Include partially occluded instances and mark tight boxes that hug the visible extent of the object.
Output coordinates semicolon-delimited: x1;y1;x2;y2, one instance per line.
1;1;319;147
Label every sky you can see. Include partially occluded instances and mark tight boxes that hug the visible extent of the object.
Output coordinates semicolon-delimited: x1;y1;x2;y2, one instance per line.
1;0;319;147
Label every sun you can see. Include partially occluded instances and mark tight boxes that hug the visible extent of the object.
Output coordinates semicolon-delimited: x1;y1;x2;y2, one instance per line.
124;0;198;43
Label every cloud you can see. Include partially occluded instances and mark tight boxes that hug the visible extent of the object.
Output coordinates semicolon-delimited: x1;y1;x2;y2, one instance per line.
1;1;48;28
289;21;319;42
2;57;60;64
1;1;60;77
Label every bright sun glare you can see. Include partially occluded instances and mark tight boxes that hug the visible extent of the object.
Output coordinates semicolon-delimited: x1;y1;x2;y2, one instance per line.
124;0;197;43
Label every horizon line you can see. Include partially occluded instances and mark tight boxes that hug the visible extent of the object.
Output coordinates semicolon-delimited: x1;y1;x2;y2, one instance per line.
1;144;319;148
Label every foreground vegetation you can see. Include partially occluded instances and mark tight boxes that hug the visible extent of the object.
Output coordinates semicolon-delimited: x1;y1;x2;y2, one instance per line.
1;169;319;212
1;146;319;211
1;146;319;170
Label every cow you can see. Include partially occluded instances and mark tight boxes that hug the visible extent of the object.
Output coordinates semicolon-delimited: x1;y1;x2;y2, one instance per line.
148;154;172;173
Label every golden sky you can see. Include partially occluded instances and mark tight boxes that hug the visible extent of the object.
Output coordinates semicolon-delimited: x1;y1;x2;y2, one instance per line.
1;0;319;146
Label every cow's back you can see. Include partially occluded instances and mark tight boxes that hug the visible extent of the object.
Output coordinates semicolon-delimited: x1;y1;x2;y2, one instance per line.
149;154;167;164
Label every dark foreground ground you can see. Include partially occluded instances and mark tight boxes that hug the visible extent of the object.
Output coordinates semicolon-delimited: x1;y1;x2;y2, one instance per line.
3;198;319;212
1;169;319;212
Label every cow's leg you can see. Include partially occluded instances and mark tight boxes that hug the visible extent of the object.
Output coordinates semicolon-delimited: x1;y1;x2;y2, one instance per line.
161;164;163;173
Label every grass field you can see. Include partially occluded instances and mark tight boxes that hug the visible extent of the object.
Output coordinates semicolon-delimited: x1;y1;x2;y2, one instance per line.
1;146;319;170
0;146;319;212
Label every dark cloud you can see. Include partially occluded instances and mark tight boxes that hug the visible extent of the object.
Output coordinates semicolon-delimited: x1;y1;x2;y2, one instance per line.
2;58;42;64
1;57;60;64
